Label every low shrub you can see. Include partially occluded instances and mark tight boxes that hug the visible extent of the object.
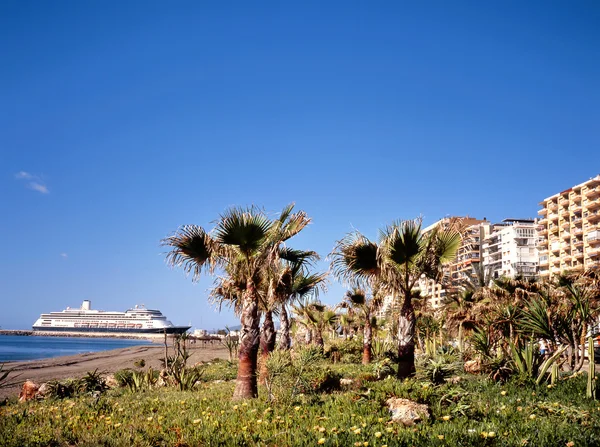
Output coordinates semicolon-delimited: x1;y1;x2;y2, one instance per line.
326;338;362;363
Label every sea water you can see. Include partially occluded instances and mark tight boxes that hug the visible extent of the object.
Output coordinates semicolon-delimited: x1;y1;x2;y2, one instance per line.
0;335;152;362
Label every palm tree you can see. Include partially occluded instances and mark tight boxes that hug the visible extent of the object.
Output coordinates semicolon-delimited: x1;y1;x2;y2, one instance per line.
268;248;327;352
162;204;310;399
338;287;383;364
292;301;338;347
331;219;460;378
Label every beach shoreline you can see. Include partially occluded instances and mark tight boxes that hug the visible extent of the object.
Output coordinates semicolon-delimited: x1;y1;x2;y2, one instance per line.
0;343;229;400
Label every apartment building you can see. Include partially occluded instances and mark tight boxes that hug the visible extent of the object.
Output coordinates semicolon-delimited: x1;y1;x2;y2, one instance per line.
417;216;490;309
537;175;600;277
481;219;539;279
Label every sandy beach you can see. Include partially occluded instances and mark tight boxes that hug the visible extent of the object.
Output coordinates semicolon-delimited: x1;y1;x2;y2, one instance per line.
0;343;229;400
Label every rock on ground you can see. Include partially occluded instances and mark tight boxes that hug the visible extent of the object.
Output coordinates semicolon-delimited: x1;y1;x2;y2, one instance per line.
386;397;429;426
464;359;482;374
18;380;40;402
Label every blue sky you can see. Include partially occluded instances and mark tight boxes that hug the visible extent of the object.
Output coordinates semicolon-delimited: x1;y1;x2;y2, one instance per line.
1;1;599;330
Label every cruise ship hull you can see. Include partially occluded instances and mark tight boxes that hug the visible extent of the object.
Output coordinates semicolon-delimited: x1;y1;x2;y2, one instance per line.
32;301;191;335
32;326;191;335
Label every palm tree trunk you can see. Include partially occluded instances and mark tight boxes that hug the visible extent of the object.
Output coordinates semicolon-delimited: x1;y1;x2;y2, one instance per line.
233;292;260;400
397;294;416;379
363;315;372;364
315;329;324;347
278;305;291;350
304;327;312;344
259;310;276;385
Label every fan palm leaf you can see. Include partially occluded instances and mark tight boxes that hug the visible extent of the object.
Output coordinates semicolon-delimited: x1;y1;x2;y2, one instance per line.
162;225;217;281
331;232;379;286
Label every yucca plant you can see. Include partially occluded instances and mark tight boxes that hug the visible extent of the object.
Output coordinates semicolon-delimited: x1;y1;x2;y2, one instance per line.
587;336;596;399
508;340;567;385
79;369;108;394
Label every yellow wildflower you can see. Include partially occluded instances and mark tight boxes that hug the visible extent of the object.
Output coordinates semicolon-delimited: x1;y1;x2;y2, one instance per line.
147;416;153;421
442;415;451;421
375;432;382;438
233;405;239;410
501;390;507;396
438;435;444;440
113;423;121;428
318;439;326;445
566;442;575;447
319;427;326;433
295;406;301;411
354;428;361;434
529;414;536;420
488;432;496;438
192;419;201;424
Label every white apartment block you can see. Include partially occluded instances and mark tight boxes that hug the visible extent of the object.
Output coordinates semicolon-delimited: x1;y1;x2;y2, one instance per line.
537;175;600;277
482;219;539;279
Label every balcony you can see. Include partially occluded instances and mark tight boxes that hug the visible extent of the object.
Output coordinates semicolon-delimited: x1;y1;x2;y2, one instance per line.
538;208;548;216
561;232;571;240
573;250;584;258
587;231;600;245
572;203;582;212
559;197;569;206
551;243;561;253
561;220;571;229
585;186;600;199
539;258;549;266
588;247;600;258
549;213;559;221
588;177;600;187
587;199;600;211
573;238;584;246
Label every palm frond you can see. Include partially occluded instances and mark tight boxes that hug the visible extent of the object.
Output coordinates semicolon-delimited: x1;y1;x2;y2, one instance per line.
214;206;272;255
379;219;422;267
162;225;216;281
330;232;379;285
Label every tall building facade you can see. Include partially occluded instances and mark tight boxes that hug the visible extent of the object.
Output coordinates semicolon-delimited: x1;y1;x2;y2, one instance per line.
418;216;489;309
481;219;539;279
537;175;600;277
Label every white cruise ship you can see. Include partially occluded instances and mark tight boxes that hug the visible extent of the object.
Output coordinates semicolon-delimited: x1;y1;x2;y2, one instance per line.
32;300;190;334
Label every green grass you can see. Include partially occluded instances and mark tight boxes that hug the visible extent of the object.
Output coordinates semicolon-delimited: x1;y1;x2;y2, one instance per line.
1;362;599;446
